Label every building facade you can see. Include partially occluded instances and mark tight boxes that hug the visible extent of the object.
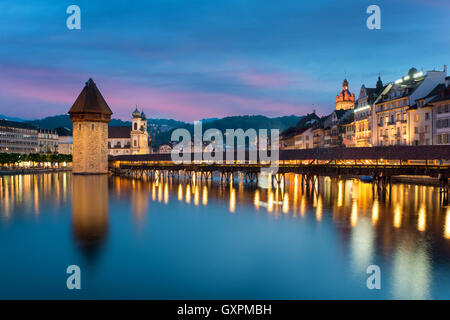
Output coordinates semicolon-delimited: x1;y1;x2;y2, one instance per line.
56;127;73;154
426;77;450;145
38;129;58;153
0;119;39;153
354;77;384;147
373;67;446;146
108;108;151;156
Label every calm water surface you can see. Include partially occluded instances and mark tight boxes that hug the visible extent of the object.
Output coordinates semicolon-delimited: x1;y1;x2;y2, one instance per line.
1;172;450;299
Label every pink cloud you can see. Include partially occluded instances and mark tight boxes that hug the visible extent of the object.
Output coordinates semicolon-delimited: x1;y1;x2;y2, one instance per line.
0;64;321;121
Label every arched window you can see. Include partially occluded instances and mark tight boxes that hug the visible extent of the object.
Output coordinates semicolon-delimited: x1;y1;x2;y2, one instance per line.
134;140;137;147
134;123;137;130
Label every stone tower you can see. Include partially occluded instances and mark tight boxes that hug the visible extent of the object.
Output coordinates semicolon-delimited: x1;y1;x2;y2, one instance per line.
130;107;150;154
69;78;113;174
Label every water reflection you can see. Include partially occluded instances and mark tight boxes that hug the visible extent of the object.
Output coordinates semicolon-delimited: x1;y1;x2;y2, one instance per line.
0;172;71;219
72;175;109;258
1;172;450;299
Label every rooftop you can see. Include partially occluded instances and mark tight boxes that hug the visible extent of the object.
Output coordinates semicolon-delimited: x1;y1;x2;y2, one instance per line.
108;126;131;139
68;78;113;116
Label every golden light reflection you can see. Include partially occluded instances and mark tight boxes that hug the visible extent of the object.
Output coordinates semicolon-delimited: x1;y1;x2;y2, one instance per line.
229;188;236;213
300;196;306;218
350;200;358;227
316;195;322;221
158;183;163;203
282;193;289;214
418;205;426;232
371;200;379;225
254;190;260;210
178;184;183;201
394;204;402;228
152;183;156;201
164;183;169;204
185;184;191;204
267;190;274;213
194;185;200;206
337;180;343;207
202;186;208;206
444;208;450;239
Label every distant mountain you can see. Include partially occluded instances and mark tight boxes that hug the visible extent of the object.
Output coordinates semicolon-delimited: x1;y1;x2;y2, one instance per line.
19;113;302;145
24;114;186;130
199;117;219;123
151;115;302;146
0;114;26;122
25;115;72;129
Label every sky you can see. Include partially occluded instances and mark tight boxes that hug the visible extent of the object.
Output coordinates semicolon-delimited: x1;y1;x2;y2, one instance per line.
0;0;449;121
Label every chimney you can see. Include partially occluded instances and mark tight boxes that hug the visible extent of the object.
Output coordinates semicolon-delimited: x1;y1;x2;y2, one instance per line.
444;64;447;75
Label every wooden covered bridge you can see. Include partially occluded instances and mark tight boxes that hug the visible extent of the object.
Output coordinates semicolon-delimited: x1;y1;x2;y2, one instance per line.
109;145;450;194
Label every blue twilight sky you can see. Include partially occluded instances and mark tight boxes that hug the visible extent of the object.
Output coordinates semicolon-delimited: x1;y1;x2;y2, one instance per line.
0;0;449;121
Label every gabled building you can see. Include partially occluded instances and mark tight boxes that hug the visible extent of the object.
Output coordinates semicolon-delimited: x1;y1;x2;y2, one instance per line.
280;113;319;149
324;109;352;147
354;76;384;147
422;76;450;145
373;66;447;146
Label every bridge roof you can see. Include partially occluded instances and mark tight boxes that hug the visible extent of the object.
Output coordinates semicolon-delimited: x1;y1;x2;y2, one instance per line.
110;146;450;162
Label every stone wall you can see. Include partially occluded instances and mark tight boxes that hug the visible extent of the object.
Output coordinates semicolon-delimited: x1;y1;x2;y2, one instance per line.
72;121;109;174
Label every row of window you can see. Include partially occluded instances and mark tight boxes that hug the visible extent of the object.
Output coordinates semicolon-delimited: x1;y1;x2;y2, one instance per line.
437;104;450;114
377;99;408;111
438;134;450;144
437;118;450;129
0;140;39;146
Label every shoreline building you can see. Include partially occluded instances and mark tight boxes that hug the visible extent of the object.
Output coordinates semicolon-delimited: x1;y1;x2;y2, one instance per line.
373;67;447;146
0;119;39;153
354;76;384;147
423;76;450;145
38;128;58;153
69;78;113;174
56;127;73;154
108;107;151;156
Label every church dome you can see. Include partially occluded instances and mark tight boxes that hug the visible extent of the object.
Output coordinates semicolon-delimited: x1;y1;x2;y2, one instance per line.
140;110;146;120
132;107;141;118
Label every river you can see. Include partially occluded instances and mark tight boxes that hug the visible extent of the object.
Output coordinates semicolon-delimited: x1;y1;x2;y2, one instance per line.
0;172;449;299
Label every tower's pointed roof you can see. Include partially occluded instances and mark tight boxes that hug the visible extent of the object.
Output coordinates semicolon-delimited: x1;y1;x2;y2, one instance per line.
68;78;113;115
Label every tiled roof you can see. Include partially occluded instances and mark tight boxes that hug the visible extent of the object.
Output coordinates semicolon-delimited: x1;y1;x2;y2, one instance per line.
68;78;113;115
